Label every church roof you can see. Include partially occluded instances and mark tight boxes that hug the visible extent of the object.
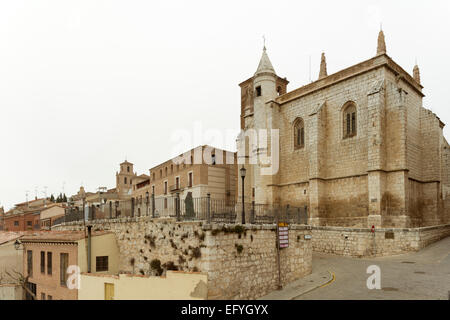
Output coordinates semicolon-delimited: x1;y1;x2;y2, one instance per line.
255;47;276;76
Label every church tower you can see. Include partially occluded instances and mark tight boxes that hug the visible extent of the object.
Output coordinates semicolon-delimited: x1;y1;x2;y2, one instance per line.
116;160;136;196
238;46;288;210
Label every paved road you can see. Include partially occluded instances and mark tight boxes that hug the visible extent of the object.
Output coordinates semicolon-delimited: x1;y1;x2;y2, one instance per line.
296;236;450;300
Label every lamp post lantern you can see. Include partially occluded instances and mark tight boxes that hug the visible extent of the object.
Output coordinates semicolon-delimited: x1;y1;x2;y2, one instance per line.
14;239;21;250
240;166;247;224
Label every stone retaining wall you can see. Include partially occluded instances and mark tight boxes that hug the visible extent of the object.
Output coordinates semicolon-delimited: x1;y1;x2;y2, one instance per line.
53;218;312;299
311;224;450;257
203;224;312;299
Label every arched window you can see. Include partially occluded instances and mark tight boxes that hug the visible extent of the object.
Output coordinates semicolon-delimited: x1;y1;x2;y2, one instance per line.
293;118;305;150
343;102;357;138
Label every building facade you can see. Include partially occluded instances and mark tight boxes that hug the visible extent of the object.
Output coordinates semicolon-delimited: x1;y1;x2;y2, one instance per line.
238;31;450;228
20;231;119;300
132;145;237;217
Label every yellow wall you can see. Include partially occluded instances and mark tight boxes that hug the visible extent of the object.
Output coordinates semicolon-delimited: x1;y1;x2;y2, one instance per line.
77;233;120;274
0;241;23;275
39;206;65;220
78;271;207;300
0;284;22;300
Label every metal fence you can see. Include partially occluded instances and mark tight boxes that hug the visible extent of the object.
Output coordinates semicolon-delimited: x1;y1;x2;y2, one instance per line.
52;196;308;226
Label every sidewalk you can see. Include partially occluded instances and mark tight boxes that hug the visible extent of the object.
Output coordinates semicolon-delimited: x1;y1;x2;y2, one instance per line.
258;270;334;300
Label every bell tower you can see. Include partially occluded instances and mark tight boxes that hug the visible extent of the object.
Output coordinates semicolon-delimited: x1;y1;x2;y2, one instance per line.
116;160;136;196
238;46;288;209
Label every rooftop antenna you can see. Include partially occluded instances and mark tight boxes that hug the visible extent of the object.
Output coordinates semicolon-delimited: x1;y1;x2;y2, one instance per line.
25;190;30;208
42;186;48;207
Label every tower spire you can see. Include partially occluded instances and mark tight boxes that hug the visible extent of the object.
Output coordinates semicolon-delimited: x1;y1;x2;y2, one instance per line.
319;52;328;79
255;45;276;76
377;29;386;55
413;63;421;84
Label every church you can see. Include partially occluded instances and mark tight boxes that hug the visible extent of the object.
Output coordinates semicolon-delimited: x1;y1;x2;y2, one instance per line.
237;30;450;228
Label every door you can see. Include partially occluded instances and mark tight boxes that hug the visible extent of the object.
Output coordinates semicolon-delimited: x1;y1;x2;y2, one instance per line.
104;283;114;300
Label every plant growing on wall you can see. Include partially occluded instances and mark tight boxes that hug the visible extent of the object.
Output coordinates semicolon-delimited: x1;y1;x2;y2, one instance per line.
235;244;244;254
150;259;163;276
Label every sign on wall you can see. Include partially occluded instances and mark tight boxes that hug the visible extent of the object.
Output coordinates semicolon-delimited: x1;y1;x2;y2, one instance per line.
278;222;289;249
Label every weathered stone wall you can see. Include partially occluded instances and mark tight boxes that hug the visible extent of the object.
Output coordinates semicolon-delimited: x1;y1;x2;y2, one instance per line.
311;224;450;257
203;224;312;300
53;217;205;275
53;219;313;300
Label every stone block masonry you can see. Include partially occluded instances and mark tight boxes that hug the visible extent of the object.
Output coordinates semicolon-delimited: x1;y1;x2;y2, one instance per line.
311;224;450;257
53;217;312;300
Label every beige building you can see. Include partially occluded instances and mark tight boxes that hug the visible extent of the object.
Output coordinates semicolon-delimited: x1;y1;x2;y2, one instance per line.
132;145;237;217
39;204;66;230
238;31;450;228
78;271;207;300
20;230;120;300
0;232;26;300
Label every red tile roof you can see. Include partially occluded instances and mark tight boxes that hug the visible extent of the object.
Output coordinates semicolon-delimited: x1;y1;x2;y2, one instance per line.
20;230;111;242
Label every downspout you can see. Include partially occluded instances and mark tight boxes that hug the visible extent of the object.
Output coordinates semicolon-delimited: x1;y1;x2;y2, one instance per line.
87;225;92;273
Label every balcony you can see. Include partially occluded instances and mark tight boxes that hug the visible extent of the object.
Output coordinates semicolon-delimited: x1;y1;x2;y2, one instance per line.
169;184;181;192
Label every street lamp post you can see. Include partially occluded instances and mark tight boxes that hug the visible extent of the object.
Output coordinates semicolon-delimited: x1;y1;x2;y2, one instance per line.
240;166;246;224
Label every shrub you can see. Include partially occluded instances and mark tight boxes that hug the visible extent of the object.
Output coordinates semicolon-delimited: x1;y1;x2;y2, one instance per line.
150;259;163;276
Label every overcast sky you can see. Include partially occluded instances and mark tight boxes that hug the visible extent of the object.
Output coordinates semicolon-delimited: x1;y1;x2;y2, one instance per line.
1;0;449;210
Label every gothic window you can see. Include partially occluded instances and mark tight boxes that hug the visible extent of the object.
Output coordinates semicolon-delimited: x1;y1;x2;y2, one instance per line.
124;177;127;184
343;102;357;138
293;118;305;150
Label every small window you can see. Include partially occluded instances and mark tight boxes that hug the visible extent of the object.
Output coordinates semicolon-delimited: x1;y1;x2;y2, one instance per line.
252;187;255;198
96;256;109;272
40;251;45;274
164;181;168;194
130;179;132;185
211;154;216;165
48;295;52;300
27;250;33;277
127;166;130;173
27;221;32;226
293;118;305;150
164;198;168;209
343;102;357;138
47;252;52;275
152;172;155;180
152;185;155;194
60;253;69;286
188;172;193;187
176;177;180;189
160;169;162;178
14;221;19;226
171;164;173;173
124;177;127;184
165;167;168;176
41;293;45;300
256;86;262;97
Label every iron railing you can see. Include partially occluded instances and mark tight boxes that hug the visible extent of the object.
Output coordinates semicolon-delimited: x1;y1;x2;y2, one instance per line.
51;196;308;226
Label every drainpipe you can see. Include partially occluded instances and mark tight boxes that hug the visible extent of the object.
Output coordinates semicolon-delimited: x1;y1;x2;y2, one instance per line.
87;225;92;273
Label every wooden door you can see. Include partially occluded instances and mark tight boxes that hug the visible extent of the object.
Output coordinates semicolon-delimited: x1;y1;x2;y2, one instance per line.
104;283;114;300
